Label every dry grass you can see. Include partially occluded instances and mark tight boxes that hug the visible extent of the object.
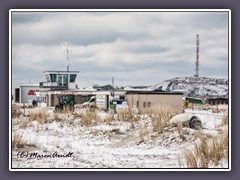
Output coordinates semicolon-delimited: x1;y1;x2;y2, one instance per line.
115;109;138;122
221;112;228;126
12;104;22;118
181;131;228;168
61;105;74;114
12;132;36;149
104;114;114;125
19;117;31;129
80;110;98;126
139;127;148;142
150;106;178;133
176;122;186;140
53;113;63;122
29;110;49;124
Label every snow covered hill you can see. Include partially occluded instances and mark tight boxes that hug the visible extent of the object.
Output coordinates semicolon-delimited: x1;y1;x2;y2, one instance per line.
149;77;228;98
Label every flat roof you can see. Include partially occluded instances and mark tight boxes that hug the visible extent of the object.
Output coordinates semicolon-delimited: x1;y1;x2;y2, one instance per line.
44;70;79;73
14;83;39;88
126;91;183;95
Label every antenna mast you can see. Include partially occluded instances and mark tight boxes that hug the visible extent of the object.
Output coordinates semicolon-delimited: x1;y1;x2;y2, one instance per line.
65;48;71;72
112;77;114;87
194;34;199;78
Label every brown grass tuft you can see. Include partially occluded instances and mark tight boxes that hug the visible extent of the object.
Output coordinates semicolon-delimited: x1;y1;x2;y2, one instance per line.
181;131;228;168
221;113;228;127
80;110;98;126
12;104;22;118
115;109;138;122
53;113;63;122
177;122;186;140
104;115;114;125
150;106;178;133
29;110;48;124
12;132;36;149
139;128;148;142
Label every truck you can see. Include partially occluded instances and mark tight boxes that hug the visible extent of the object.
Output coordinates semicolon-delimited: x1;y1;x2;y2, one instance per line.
55;94;75;112
82;95;108;110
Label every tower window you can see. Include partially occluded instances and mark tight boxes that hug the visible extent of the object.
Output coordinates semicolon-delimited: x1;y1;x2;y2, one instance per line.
50;74;57;82
70;74;77;82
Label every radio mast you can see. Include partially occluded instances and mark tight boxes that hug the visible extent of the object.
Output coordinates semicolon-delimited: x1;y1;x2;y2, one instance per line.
65;48;71;72
194;34;200;78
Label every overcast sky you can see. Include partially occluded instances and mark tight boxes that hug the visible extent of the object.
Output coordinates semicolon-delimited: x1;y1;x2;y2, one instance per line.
11;10;229;88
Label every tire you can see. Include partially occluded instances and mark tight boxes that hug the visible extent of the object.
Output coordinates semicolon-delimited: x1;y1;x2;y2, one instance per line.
189;116;202;130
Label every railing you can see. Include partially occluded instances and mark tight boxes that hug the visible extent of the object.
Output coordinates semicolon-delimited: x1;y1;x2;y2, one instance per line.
39;82;68;90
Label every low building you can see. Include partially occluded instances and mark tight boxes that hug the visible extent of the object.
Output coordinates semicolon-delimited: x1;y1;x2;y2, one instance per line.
126;91;183;113
13;69;184;112
207;97;228;105
13;83;40;104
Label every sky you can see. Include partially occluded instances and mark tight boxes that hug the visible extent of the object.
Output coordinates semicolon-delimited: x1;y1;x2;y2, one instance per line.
11;10;229;88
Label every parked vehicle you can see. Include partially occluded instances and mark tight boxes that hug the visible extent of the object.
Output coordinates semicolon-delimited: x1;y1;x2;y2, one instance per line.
55;94;74;112
82;95;128;113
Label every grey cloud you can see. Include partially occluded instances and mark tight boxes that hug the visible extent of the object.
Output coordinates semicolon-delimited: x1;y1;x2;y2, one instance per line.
12;12;44;24
11;11;229;88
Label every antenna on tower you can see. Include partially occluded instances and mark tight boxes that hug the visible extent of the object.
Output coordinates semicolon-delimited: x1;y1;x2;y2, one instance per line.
194;34;199;78
112;77;114;87
65;48;71;72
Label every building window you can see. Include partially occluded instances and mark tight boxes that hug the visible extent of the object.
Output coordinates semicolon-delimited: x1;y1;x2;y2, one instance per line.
82;96;88;103
59;74;68;86
143;102;146;108
119;96;125;100
50;74;57;82
63;75;68;85
41;97;46;103
70;74;77;82
148;102;151;108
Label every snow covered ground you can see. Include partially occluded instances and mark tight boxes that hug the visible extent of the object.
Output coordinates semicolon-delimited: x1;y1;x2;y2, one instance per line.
11;104;229;169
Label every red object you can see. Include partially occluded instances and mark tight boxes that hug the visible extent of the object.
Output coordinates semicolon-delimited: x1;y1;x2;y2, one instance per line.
28;90;39;95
